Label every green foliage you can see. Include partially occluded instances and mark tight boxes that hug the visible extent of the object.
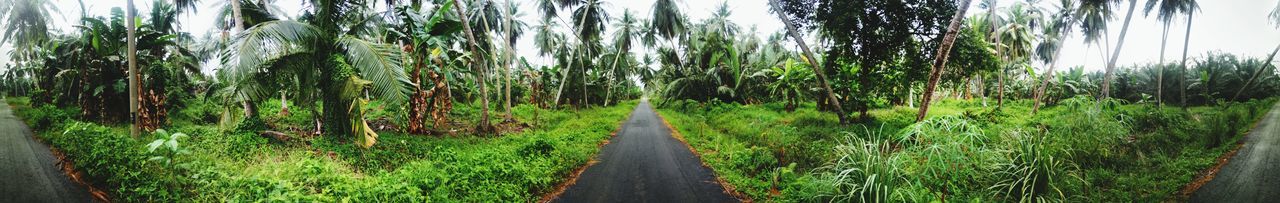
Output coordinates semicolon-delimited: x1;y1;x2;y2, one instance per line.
145;129;191;166
14;99;639;202
662;97;1276;202
15;104;76;130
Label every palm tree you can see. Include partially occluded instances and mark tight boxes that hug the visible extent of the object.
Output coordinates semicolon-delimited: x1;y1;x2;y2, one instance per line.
1032;0;1080;114
222;0;413;147
994;2;1041;108
916;0;975;122
604;9;640;106
768;0;849;123
1232;2;1280;101
0;0;55;53
452;0;496;133
572;0;608;106
500;0;525;121
1144;0;1197;107
1094;0;1139;104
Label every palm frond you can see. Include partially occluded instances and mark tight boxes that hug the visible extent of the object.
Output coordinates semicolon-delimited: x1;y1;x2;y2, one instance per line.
338;35;411;104
220;20;320;83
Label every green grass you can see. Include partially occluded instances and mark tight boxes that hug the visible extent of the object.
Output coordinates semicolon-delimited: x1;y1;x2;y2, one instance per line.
8;98;639;202
656;97;1276;202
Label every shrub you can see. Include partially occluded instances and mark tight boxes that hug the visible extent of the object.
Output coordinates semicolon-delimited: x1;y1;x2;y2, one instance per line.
17;105;77;130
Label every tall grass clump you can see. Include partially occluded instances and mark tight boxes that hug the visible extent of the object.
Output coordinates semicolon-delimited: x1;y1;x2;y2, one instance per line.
991;131;1076;202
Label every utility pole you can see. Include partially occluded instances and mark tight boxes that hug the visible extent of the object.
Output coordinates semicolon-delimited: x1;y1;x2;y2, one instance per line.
127;0;140;138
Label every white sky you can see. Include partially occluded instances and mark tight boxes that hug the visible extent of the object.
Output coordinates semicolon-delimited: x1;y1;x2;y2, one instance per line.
2;0;1278;74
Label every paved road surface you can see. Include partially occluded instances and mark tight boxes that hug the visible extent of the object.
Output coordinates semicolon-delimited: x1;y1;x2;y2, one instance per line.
551;101;738;203
1192;102;1280;202
0;104;94;202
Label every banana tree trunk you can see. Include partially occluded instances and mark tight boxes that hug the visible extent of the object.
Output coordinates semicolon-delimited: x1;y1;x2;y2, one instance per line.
1232;43;1280;101
1098;0;1138;104
452;0;493;133
769;0;849;124
916;0;973;122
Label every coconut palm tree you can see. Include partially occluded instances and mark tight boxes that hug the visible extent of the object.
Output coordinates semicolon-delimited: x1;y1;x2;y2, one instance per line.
1093;0;1139;104
571;0;608;106
768;0;849;123
916;0;975;122
451;0;497;132
994;2;1041;109
1232;2;1280;101
1032;0;1080;114
222;0;413;147
500;0;525;120
604;9;640;106
1144;0;1197;107
0;0;55;53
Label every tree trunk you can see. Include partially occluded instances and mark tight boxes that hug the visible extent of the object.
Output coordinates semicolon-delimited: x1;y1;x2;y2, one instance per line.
452;0;493;133
1232;43;1280;101
502;4;515;122
1033;31;1070;114
1180;12;1193;109
605;48;626;106
231;0;244;32
280;91;289;116
127;0;139;137
1156;21;1170;107
553;55;574;106
915;0;973;122
769;0;849;124
1098;0;1138;103
997;69;1005;108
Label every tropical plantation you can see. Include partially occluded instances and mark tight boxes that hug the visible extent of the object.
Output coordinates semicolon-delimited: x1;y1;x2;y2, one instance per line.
1;0;1279;202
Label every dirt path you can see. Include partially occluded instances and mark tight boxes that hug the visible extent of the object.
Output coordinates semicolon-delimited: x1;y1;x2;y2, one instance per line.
0;104;94;202
550;101;738;203
1192;102;1280;202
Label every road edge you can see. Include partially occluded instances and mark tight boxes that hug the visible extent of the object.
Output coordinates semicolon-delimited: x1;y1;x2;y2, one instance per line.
1176;101;1280;200
652;105;751;202
537;103;638;203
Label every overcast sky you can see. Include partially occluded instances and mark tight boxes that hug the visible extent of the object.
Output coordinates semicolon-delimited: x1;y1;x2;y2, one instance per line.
3;0;1278;74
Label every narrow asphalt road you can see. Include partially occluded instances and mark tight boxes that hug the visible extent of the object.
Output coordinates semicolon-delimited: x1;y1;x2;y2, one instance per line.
551;101;738;203
0;104;94;203
1192;102;1280;202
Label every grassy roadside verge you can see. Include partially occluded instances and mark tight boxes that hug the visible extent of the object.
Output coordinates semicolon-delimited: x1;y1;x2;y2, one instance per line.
656;98;1276;202
6;97;637;201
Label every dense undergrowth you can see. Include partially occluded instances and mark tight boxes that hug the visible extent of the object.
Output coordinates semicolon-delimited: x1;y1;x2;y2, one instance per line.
657;97;1276;202
7;97;637;202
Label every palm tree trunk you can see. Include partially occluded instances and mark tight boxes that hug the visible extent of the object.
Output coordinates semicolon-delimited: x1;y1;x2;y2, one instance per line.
127;0;139;137
1098;0;1138;104
231;0;244;32
997;69;1005;108
1180;12;1193;109
553;56;573;106
1033;33;1069;114
501;5;515;122
452;0;493;133
605;49;626;106
1232;43;1280;101
1156;21;1170;107
916;0;973;122
769;0;849;124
